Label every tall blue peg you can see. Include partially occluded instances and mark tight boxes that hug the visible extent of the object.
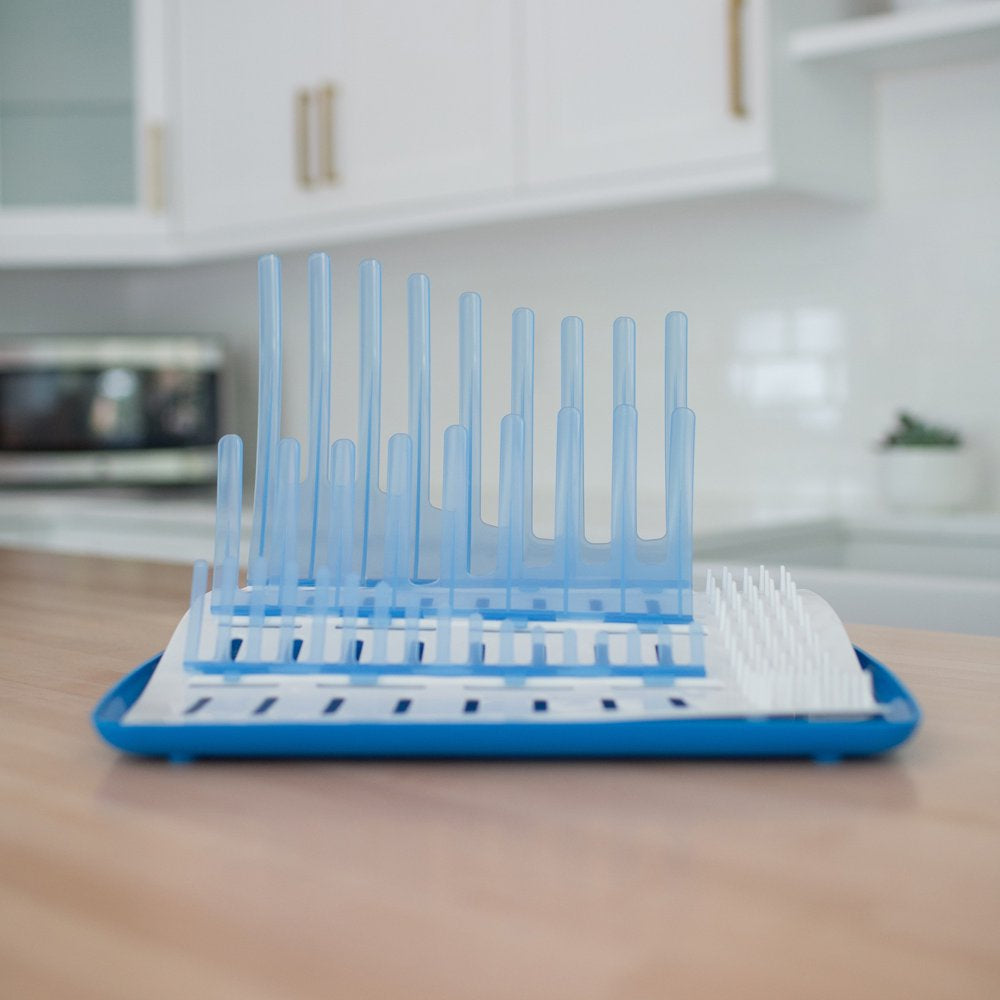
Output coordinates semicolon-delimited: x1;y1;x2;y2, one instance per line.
358;259;382;583
459;292;482;570
407;273;431;579
511;308;535;539
303;252;332;579
250;254;282;572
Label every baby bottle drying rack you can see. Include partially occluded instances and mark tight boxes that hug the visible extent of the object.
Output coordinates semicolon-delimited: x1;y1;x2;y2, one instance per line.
93;253;920;760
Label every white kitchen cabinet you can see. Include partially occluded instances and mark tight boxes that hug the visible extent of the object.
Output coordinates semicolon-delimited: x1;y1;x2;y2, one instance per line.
334;1;514;209
0;2;895;266
178;0;514;245
789;1;1000;71
0;0;172;265
523;1;766;187
520;0;871;203
178;0;870;259
176;0;340;236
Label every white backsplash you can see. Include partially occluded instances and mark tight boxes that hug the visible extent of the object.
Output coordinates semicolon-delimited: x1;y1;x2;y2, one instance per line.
1;57;997;538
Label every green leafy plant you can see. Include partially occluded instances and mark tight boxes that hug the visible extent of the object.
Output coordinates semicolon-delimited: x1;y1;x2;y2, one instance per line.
880;411;962;449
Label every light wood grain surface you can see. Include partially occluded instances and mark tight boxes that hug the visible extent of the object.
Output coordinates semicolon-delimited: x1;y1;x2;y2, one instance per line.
1;548;997;1000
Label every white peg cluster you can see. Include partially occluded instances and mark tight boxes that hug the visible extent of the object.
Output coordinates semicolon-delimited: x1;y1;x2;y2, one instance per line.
704;566;876;714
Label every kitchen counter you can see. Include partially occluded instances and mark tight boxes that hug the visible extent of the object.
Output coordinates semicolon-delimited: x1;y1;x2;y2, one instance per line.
0;487;223;564
3;488;997;634
1;548;998;1000
4;484;999;563
0;488;812;564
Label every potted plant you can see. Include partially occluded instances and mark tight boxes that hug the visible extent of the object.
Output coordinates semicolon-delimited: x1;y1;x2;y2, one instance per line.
878;411;979;512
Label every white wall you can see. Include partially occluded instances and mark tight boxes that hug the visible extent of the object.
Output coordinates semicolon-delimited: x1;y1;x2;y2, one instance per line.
2;57;998;537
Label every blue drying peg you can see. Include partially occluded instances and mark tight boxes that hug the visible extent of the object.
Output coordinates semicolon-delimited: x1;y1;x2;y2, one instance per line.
561;316;584;410
664;311;688;413
275;438;300;663
467;612;484;667
384;433;413;592
613;317;636;408
371;581;392;665
184;559;209;666
611;403;638;607
339;574;360;665
213;433;243;604
666;407;695;615
404;590;422;665
511;307;535;540
554;406;583;603
531;626;547;667
407;273;432;580
358;259;382;583
327;438;356;593
308;567;331;665
250;254;282;570
212;434;242;660
435;606;453;665
303;252;332;580
497;413;526;604
458;291;483;571
440;423;470;595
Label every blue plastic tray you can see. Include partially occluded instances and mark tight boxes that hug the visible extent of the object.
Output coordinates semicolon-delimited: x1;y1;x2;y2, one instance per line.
92;646;919;762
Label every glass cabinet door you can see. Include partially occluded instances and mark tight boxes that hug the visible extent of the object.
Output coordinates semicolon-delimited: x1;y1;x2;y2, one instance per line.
0;0;136;207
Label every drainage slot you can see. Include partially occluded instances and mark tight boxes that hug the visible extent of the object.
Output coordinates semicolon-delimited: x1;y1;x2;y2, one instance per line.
254;696;278;715
229;638;243;660
601;698;617;711
324;697;344;715
393;698;412;715
533;699;548;713
184;696;211;715
291;638;303;661
669;697;687;708
463;699;479;714
354;639;365;661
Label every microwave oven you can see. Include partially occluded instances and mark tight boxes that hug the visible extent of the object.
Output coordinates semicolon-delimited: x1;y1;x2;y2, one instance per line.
0;336;224;485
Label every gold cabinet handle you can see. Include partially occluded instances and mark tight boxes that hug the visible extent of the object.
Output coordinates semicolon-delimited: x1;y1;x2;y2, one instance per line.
145;122;165;213
295;89;314;188
728;0;747;118
318;83;339;185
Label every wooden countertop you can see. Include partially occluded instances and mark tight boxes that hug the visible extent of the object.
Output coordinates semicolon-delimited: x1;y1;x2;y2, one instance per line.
1;548;997;1000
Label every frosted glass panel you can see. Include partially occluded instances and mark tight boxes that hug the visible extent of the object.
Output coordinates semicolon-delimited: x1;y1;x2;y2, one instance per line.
0;0;135;207
1;108;134;205
0;0;132;102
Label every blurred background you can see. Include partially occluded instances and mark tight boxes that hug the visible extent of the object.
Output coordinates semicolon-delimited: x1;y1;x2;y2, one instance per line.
0;0;997;632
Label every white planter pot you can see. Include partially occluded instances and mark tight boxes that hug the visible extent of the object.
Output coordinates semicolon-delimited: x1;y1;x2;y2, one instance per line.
891;1;961;10
879;447;980;512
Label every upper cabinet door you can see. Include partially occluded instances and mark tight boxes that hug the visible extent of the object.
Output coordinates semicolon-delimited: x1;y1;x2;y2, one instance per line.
0;0;135;208
334;0;514;208
0;0;168;215
178;0;514;238
522;0;766;187
177;0;342;235
0;0;172;264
